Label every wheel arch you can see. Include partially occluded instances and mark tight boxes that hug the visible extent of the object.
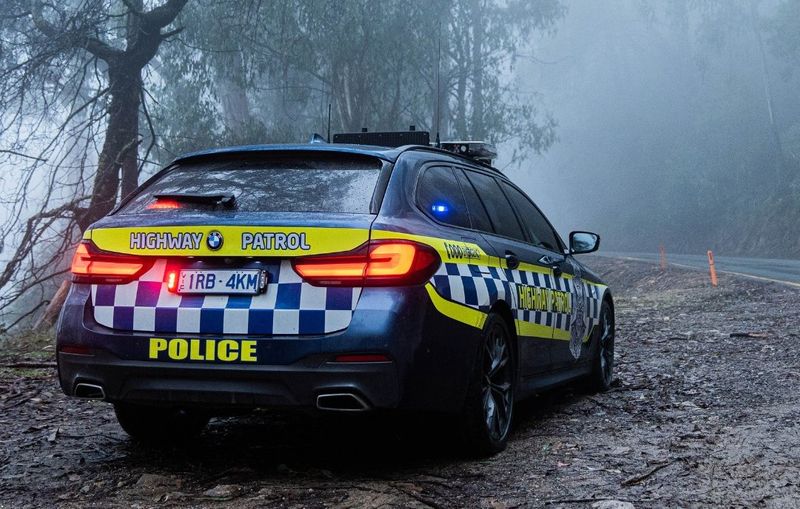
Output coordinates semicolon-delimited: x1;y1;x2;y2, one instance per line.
489;299;517;342
488;299;519;383
602;289;615;316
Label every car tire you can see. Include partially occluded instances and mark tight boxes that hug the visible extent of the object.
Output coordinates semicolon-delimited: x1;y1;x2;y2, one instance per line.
114;402;209;443
586;300;615;392
459;312;515;457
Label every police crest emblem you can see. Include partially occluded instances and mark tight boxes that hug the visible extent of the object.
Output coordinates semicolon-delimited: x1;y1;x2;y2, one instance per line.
568;261;587;360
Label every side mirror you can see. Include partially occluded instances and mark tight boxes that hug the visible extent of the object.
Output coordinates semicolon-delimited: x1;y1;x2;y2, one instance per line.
569;231;600;255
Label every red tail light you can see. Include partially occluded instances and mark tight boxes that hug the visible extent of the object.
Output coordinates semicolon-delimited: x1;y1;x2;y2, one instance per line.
292;240;440;286
146;198;182;210
70;241;153;284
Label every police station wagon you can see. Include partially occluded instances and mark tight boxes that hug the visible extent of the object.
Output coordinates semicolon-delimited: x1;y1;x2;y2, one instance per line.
57;130;615;455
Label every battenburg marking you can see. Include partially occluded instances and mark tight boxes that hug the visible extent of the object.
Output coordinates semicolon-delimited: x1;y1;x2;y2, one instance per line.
241;232;311;251
130;232;203;250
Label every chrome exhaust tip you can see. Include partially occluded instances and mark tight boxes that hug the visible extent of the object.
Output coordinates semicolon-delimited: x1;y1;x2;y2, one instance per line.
316;392;370;412
74;383;106;400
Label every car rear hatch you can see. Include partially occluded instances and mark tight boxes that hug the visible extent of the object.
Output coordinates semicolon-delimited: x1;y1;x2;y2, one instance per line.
75;152;387;336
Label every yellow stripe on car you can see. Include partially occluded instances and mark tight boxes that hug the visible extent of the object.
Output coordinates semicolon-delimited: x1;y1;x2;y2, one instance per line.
87;226;369;257
425;283;487;329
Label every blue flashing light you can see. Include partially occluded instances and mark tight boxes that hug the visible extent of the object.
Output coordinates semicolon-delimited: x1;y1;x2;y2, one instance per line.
431;202;450;216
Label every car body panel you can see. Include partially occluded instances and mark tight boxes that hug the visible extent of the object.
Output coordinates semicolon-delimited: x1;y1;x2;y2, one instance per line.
56;143;612;414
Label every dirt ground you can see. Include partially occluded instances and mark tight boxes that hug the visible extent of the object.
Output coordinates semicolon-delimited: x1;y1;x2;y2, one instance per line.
1;257;799;508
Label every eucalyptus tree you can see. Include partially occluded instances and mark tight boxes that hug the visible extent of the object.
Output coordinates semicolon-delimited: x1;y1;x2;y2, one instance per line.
153;0;564;161
0;0;187;328
0;0;565;329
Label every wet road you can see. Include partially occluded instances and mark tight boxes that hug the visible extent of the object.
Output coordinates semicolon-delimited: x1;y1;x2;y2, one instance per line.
602;251;800;287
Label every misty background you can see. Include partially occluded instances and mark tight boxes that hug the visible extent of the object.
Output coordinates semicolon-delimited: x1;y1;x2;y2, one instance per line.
1;0;799;328
507;0;800;256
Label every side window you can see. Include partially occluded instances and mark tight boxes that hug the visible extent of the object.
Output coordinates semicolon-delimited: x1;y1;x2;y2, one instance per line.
501;182;561;252
463;170;526;241
416;166;471;229
453;168;494;233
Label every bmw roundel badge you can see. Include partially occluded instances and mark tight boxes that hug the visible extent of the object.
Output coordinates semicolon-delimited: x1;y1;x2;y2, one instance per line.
206;230;223;250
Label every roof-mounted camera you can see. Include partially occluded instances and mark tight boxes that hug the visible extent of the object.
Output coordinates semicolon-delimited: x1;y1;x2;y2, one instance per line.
439;141;498;165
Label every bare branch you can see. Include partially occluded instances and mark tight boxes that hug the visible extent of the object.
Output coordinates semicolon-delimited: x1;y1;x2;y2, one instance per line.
0;150;47;162
30;0;122;61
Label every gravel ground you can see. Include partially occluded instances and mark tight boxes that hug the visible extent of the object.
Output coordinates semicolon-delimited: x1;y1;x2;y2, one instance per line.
1;257;799;508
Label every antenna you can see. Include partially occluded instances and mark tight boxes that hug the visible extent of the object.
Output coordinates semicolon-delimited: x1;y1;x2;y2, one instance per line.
326;103;332;142
434;20;442;148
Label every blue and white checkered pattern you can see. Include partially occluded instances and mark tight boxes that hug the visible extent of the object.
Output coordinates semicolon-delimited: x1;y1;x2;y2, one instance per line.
91;260;361;335
431;262;603;338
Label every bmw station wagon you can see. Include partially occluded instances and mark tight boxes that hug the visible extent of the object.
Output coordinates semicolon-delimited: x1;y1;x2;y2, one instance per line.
57;130;614;455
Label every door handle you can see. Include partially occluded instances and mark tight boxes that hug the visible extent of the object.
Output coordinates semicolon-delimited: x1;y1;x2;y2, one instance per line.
551;264;563;278
505;251;520;270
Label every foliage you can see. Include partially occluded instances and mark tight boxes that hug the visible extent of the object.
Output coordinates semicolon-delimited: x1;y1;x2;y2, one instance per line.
0;0;186;330
152;0;564;164
0;0;564;329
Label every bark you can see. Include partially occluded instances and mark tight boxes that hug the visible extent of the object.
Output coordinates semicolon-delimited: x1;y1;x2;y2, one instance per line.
33;280;70;330
470;0;485;139
76;0;187;228
453;17;469;138
88;63;141;225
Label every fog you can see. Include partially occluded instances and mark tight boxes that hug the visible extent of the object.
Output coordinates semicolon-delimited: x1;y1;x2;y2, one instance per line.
506;0;800;256
1;0;799;327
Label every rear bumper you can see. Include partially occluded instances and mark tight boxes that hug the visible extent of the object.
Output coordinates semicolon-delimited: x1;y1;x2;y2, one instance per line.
56;283;482;413
58;349;398;409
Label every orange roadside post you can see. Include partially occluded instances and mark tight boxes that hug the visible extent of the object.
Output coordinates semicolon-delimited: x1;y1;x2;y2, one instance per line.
659;244;667;270
707;250;718;287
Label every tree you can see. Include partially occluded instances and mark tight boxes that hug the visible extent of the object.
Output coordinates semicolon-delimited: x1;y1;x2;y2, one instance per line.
153;0;564;161
0;0;564;329
0;0;187;328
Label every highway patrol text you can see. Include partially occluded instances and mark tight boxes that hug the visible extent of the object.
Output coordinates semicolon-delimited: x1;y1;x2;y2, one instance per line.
130;232;202;250
516;285;572;313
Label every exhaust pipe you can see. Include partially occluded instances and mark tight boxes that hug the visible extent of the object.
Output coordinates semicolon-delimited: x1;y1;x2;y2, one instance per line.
74;383;105;400
316;392;370;412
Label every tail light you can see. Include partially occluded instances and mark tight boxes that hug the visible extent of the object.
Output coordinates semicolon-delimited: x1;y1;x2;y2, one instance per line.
146;198;182;210
292;240;440;286
70;241;153;284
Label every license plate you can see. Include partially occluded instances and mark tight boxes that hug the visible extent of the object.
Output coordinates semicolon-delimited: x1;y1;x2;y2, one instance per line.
176;269;266;295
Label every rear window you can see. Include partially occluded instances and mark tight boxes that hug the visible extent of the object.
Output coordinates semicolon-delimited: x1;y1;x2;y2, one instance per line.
121;156;383;214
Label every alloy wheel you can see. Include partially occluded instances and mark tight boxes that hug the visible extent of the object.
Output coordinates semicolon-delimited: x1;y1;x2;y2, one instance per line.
482;323;513;441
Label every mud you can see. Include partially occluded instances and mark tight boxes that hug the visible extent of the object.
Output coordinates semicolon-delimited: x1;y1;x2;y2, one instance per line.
1;257;799;508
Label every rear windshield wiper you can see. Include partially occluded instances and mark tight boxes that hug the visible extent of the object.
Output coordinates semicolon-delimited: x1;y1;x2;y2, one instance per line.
154;193;236;208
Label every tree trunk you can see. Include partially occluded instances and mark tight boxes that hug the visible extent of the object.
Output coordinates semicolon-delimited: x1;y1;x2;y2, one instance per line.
750;0;785;178
470;0;485;139
83;62;141;228
219;51;255;140
454;20;469;138
34;280;71;330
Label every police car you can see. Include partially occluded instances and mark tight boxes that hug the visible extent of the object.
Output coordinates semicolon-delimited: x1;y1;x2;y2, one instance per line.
57;130;614;455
